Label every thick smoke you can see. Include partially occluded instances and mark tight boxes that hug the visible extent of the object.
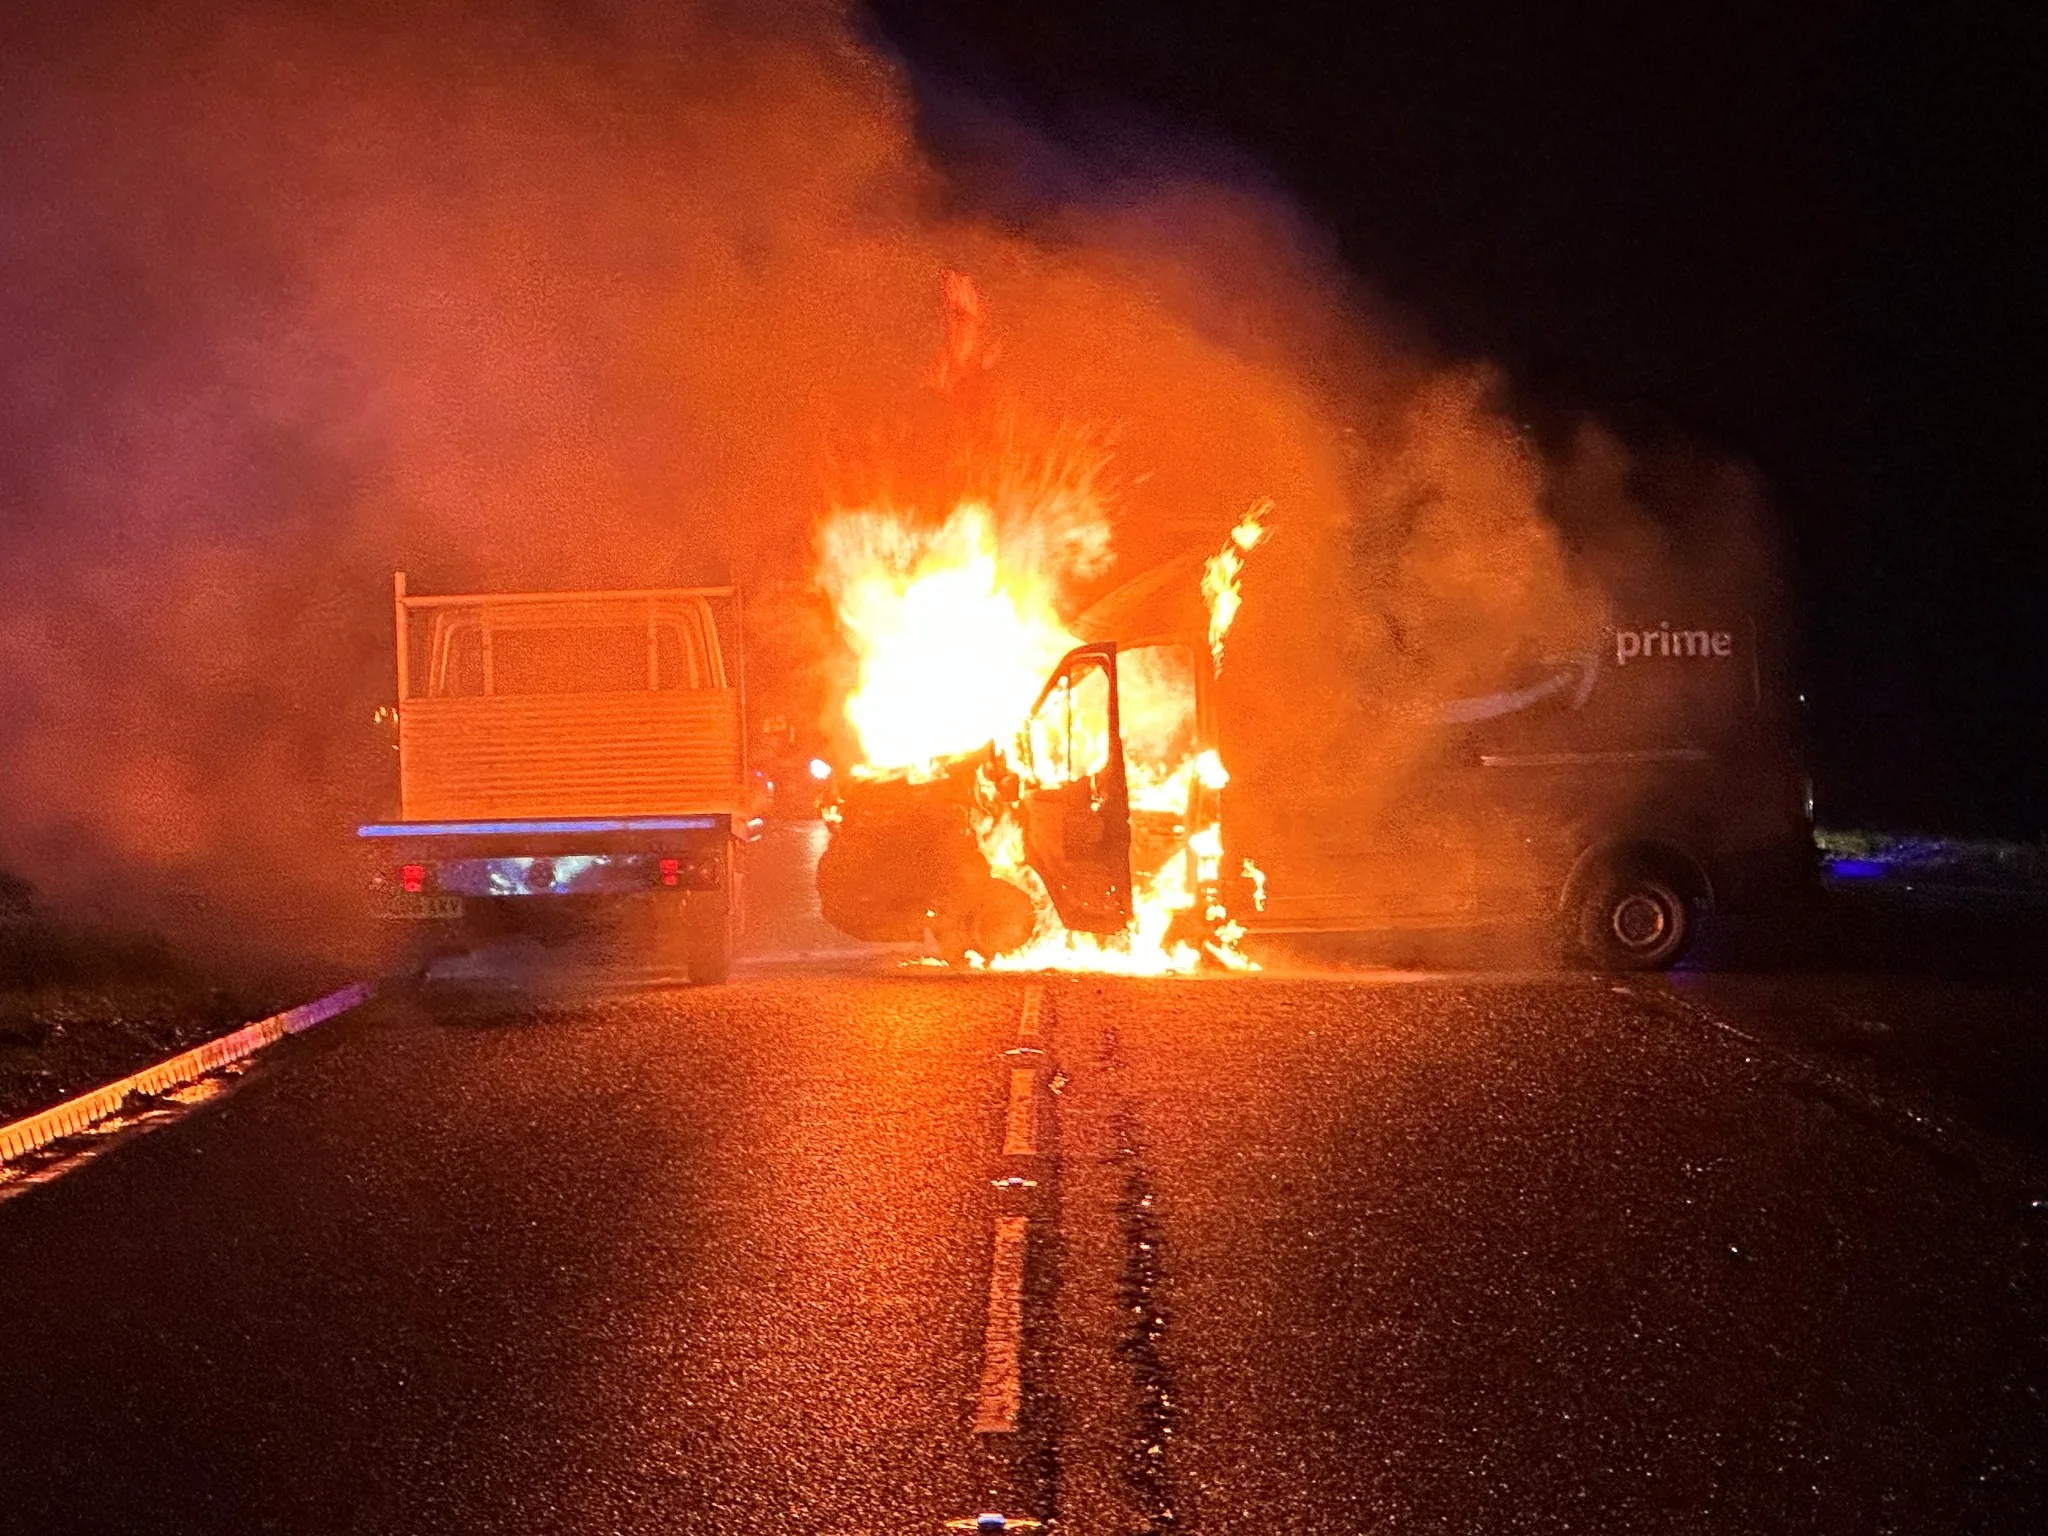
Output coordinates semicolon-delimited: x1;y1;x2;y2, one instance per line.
0;0;1774;971
0;0;947;967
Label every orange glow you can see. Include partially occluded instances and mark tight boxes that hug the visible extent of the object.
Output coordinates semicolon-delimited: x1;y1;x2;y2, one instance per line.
818;493;1274;974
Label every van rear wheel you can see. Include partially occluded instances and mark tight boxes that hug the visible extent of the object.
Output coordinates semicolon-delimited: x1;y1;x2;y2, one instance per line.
1575;868;1693;970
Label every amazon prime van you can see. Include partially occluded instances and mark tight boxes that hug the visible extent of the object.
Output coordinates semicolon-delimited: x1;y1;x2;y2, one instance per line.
1010;569;1814;969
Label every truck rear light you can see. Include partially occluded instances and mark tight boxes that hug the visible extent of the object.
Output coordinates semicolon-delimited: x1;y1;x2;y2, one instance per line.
400;863;426;894
656;854;722;890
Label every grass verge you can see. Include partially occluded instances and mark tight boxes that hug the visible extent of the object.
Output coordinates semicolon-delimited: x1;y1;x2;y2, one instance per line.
0;882;305;1127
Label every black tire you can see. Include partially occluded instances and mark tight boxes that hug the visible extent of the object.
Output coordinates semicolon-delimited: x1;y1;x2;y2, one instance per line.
686;917;734;984
1575;867;1693;970
817;833;929;942
970;879;1038;959
933;877;1039;965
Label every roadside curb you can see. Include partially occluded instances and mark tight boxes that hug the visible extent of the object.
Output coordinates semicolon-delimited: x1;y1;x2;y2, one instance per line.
0;982;376;1165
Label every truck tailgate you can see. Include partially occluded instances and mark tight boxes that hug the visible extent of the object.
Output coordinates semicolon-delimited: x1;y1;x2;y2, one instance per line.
399;690;742;821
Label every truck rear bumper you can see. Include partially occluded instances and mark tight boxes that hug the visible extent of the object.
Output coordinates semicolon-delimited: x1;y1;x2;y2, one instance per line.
360;816;736;913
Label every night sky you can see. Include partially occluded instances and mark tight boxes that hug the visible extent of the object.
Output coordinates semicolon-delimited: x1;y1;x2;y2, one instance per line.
867;0;2048;837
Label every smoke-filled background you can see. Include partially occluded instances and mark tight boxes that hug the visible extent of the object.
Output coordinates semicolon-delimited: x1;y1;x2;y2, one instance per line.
0;0;1831;973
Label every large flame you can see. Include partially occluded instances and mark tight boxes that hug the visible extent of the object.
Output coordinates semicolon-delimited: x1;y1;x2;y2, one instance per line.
1203;498;1273;671
814;275;1272;974
816;503;1080;774
816;488;1271;975
988;505;1270;974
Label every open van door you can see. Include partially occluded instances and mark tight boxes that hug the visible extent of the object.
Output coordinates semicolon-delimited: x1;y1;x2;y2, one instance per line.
1019;644;1133;934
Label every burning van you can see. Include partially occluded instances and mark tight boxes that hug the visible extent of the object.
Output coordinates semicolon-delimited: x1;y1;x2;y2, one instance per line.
819;524;1814;971
814;507;1271;974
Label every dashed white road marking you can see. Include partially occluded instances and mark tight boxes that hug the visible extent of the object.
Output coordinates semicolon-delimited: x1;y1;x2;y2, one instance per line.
969;984;1052;1437
973;1214;1029;1434
1017;984;1043;1043
1002;1069;1038;1156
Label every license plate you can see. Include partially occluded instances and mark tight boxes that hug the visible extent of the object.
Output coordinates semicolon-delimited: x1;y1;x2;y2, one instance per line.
384;894;464;920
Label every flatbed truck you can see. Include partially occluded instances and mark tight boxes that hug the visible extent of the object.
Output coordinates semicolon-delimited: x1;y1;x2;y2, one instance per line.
363;574;750;982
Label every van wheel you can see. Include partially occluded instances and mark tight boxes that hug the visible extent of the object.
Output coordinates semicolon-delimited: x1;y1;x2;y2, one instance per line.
934;877;1039;965
971;879;1038;960
1575;868;1693;970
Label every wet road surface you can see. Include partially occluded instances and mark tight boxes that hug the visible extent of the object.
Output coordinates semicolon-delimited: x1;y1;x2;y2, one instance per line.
2;841;2045;1532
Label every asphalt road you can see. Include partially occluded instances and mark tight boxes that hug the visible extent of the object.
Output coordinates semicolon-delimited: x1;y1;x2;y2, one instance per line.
2;833;2045;1533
